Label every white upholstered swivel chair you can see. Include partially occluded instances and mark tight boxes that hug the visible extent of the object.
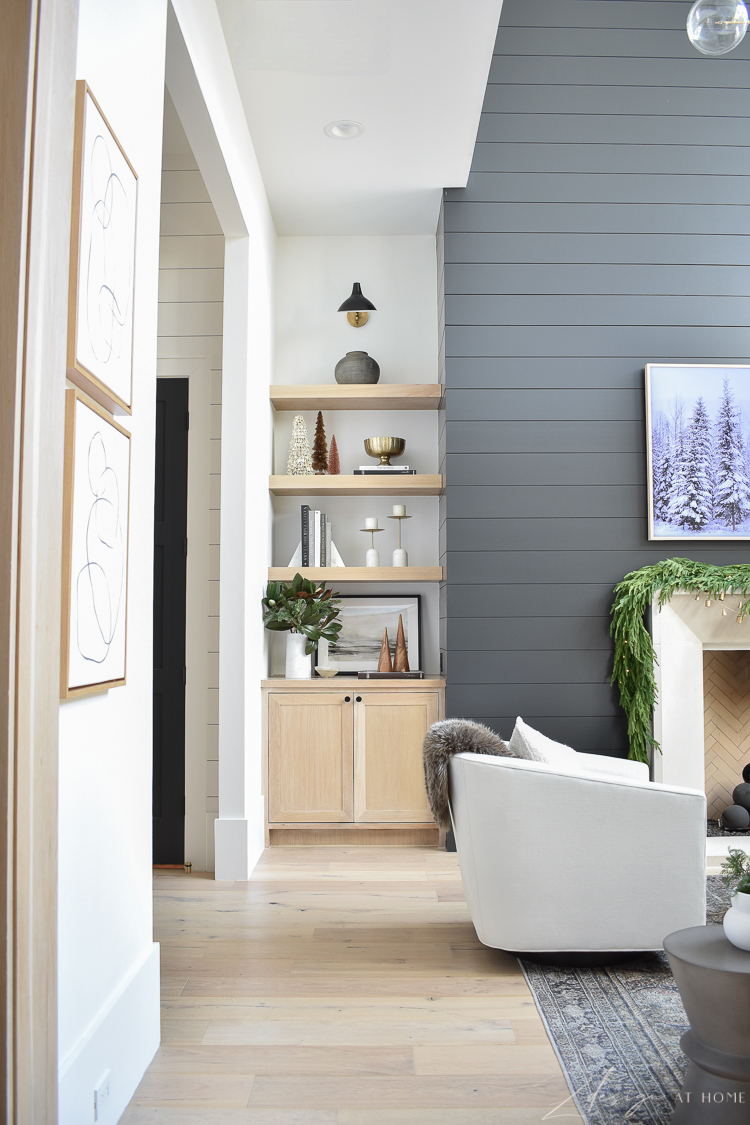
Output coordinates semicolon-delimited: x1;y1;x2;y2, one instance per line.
448;751;707;953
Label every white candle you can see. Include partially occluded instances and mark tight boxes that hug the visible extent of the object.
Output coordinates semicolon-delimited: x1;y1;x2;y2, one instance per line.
392;504;406;517
365;517;378;529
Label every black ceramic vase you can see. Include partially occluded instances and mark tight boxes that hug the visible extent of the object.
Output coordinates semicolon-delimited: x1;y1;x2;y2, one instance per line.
334;351;380;385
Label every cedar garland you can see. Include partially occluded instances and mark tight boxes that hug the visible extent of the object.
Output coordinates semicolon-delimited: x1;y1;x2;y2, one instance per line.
611;558;750;762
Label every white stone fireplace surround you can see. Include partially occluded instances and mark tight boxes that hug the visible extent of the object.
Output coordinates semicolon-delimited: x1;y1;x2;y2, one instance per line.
652;593;750;846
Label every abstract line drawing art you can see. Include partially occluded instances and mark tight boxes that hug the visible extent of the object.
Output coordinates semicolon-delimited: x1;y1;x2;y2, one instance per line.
68;81;137;415
62;390;130;698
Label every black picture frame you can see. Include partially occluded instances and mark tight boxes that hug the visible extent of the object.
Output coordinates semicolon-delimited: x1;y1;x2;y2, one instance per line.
315;594;422;676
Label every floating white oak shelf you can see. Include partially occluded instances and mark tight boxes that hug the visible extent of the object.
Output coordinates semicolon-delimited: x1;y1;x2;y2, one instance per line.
268;567;445;583
269;474;443;497
270;384;442;411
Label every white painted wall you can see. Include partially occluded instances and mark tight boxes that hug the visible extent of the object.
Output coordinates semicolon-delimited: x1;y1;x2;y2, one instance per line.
275;236;439;387
271;235;441;673
58;1;167;1121
169;0;277;880
158;99;224;872
58;0;279;1115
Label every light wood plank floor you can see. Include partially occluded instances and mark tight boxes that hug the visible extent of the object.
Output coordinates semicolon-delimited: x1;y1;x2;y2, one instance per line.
122;847;582;1124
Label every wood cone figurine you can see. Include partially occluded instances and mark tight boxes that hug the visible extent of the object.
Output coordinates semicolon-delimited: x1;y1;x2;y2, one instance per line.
377;628;392;672
312;411;328;474
328;434;340;475
394;614;409;672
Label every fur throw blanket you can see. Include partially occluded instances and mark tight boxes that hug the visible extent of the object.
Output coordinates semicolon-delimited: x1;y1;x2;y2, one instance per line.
422;719;516;829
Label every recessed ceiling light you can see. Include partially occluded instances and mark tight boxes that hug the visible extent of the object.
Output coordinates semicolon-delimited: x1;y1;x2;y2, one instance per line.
324;120;364;140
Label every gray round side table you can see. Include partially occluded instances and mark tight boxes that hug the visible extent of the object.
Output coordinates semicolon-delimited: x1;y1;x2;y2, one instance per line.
664;925;750;1123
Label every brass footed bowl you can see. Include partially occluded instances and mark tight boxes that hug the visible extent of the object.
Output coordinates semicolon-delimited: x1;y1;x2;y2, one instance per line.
364;436;406;466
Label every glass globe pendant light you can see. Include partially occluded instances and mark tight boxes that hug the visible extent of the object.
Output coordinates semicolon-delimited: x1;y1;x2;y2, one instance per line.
687;0;749;55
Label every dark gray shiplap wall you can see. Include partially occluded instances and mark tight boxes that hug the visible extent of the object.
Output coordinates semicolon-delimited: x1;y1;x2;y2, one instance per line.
444;0;750;755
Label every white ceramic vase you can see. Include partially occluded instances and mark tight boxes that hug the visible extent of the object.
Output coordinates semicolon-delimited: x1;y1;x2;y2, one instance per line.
723;890;750;950
285;632;312;679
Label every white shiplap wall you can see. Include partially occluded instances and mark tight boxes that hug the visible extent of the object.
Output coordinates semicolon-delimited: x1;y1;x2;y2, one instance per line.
157;92;223;869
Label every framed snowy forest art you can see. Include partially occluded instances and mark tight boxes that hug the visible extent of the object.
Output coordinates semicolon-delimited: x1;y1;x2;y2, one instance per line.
646;364;750;540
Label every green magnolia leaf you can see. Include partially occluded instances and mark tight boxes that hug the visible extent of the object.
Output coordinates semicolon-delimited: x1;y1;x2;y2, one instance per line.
262;576;342;650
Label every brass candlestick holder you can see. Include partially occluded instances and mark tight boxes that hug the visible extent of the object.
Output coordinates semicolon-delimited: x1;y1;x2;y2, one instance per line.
360;524;384;567
387;513;411;567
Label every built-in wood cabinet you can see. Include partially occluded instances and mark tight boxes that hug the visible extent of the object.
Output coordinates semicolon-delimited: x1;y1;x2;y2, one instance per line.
262;678;445;845
267;693;353;823
353;692;438;823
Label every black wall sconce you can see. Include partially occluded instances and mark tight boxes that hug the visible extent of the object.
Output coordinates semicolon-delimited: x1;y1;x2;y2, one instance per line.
338;282;376;327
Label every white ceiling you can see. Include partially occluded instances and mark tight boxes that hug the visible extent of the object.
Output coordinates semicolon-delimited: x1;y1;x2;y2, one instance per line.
214;0;503;235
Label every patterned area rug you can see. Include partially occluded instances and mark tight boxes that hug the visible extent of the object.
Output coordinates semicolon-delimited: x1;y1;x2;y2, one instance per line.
520;877;731;1125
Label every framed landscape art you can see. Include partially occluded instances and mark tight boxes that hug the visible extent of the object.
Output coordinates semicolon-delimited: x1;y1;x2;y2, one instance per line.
67;81;138;415
61;389;131;698
646;363;750;540
316;595;421;675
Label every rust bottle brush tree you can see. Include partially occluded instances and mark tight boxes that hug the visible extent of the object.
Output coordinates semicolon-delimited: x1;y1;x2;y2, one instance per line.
327;434;340;475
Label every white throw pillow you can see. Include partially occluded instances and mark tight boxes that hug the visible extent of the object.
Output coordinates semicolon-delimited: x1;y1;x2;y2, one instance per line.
508;716;578;768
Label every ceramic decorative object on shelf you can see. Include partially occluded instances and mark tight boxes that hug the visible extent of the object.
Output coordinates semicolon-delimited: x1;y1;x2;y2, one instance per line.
262;575;342;679
361;517;383;566
285;632;312;679
388;504;411;566
364;436;406;466
724;891;750;950
316;667;339;678
720;848;750;950
335;351;380;385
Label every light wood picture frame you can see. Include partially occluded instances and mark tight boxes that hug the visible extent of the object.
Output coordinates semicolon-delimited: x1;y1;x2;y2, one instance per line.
67;80;138;415
646;363;750;540
61;389;131;698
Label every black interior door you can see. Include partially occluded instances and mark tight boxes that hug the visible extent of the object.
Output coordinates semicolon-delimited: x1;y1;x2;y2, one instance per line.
153;378;189;864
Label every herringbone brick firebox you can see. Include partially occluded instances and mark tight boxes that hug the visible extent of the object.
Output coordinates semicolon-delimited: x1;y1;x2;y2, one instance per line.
703;650;750;820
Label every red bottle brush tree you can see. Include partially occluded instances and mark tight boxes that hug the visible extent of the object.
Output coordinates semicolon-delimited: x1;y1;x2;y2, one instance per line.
327;434;341;475
312;411;328;474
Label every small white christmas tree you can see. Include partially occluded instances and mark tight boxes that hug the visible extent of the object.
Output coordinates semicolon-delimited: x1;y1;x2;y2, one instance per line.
286;415;313;475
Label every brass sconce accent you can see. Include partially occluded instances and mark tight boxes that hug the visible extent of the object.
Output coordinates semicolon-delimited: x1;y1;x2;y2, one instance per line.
338;282;376;327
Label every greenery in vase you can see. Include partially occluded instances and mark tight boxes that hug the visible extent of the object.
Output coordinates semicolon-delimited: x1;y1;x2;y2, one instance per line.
610;559;750;763
262;573;342;655
721;847;750;897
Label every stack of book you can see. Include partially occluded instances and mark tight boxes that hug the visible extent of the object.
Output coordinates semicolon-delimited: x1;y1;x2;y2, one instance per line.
353;465;417;476
301;504;332;567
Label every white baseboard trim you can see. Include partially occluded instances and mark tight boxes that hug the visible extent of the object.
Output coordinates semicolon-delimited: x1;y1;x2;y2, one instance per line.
58;942;160;1125
214;805;264;880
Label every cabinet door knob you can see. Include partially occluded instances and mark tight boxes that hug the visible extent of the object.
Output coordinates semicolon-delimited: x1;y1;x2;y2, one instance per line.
356;696;362;702
344;696;351;702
